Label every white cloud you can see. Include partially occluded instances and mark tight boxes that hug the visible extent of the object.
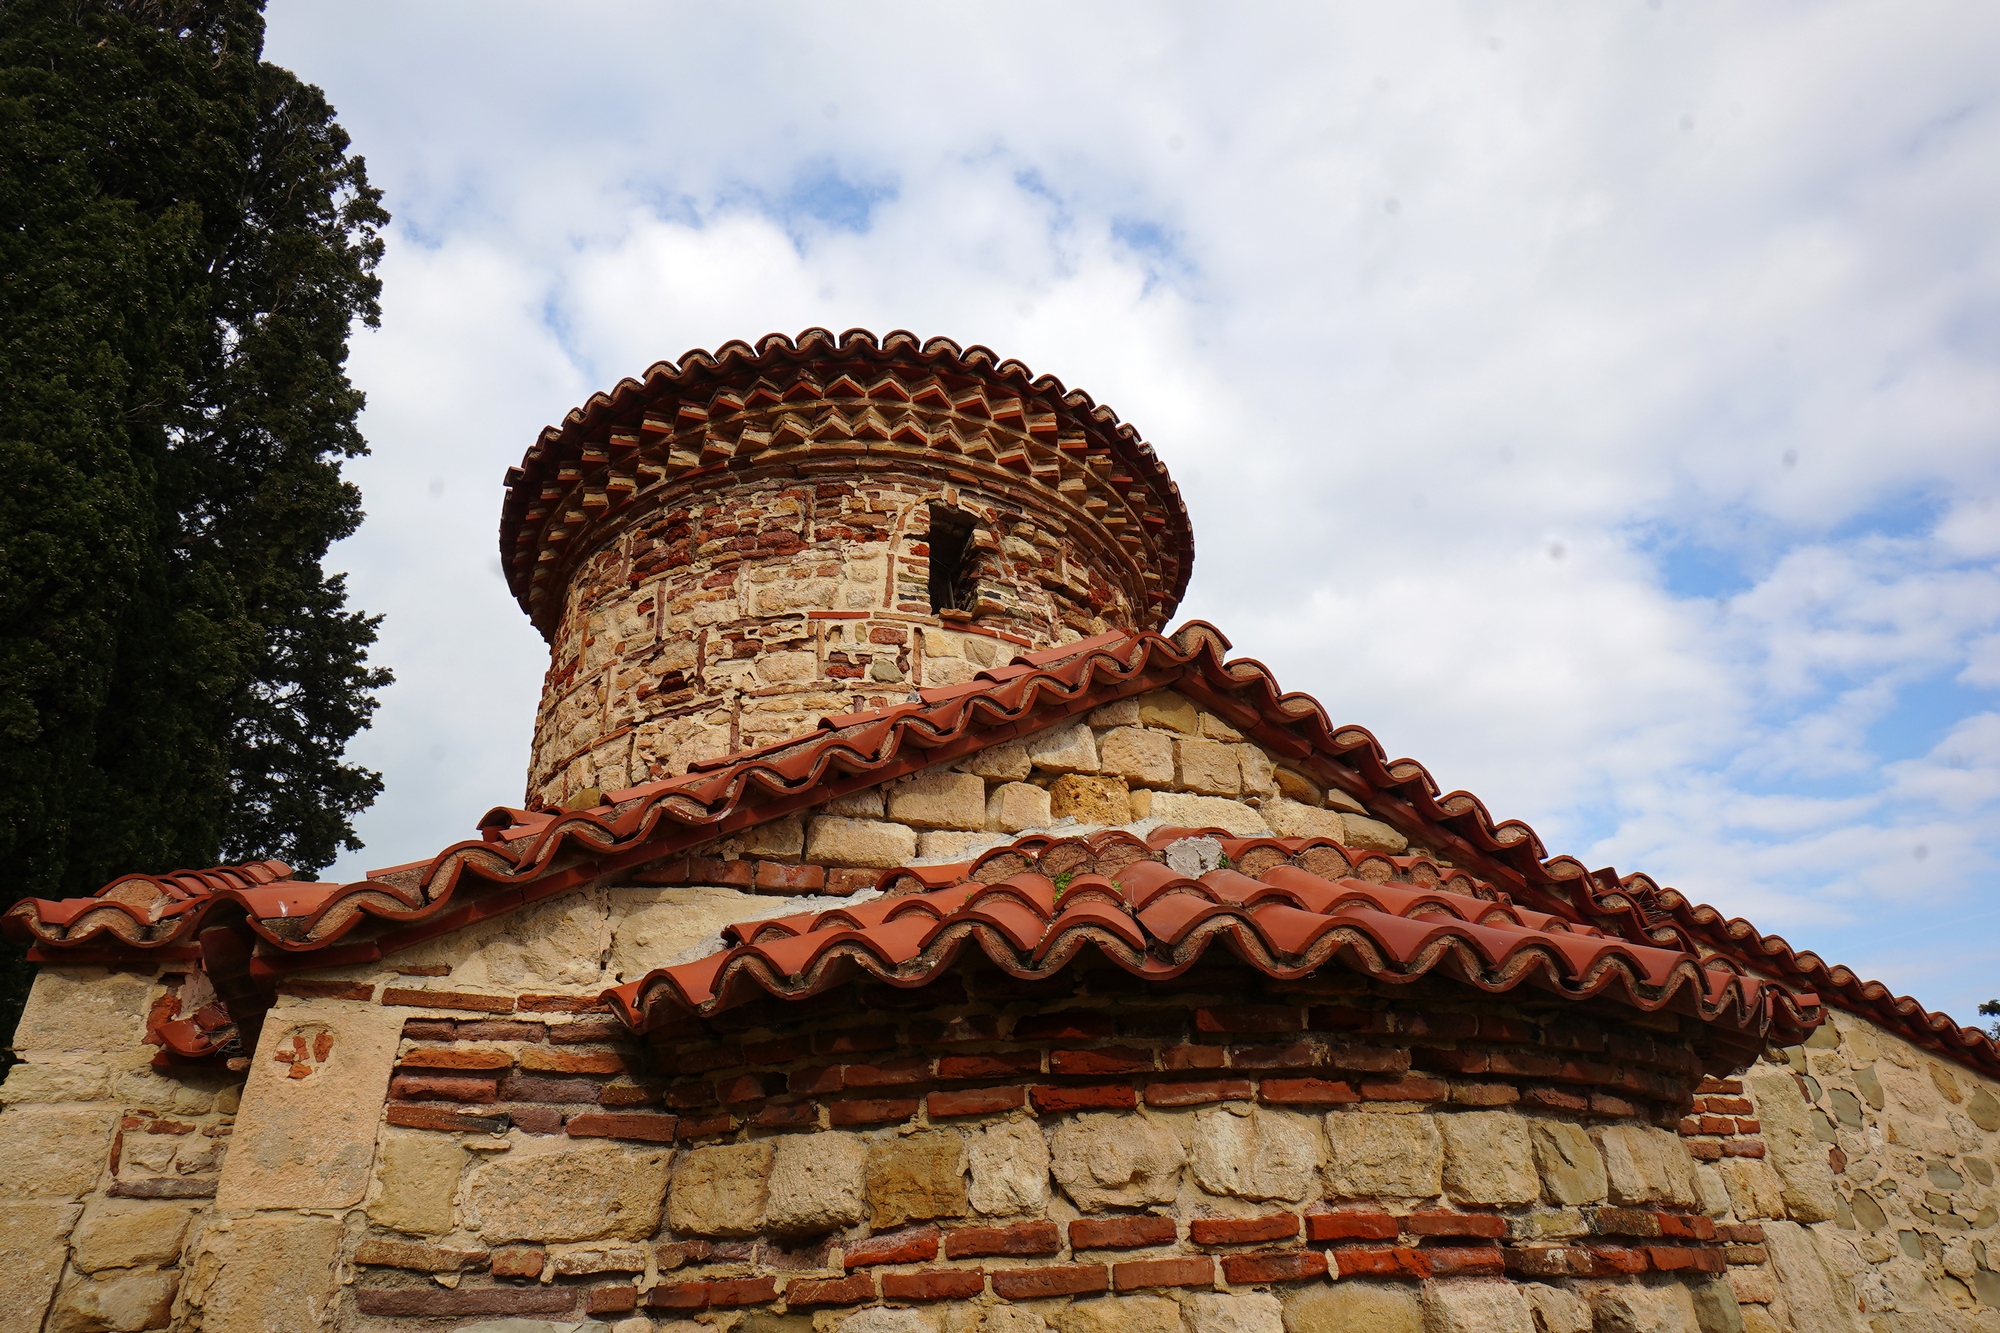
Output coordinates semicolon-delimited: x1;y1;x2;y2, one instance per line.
273;1;2000;1024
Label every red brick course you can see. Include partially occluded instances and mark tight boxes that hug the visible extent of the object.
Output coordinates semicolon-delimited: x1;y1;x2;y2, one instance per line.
1069;1216;1178;1250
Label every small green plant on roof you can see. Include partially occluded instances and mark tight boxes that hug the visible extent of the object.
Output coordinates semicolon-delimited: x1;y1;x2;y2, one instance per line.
1217;852;1233;870
1052;870;1075;901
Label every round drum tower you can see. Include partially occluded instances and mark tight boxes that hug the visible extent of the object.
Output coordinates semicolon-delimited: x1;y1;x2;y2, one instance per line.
499;329;1195;810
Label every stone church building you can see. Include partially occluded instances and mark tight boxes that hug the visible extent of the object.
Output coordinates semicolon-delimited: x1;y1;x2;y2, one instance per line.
6;328;1999;1333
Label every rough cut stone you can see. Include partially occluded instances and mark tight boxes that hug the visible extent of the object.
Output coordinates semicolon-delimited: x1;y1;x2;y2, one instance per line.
986;782;1052;833
958;742;1032;782
1238;744;1279;798
1097;727;1176;786
1176;737;1243;795
766;1132;867;1235
367;1127;467;1236
1439;1111;1539;1205
1323;1111;1443;1199
1763;1220;1865;1333
804;816;919;868
839;1310;938;1333
469;1141;671;1242
669;1141;774;1237
0;1202;80;1327
917;830;1009;862
1144;792;1271;837
1743;1067;1839;1222
1054;1296;1182;1333
821;788;885;817
12;968;156;1059
1190;1104;1320;1202
1588;1284;1700;1333
886;770;988;830
1026;721;1099;773
1717;1158;1786;1220
47;1268;177;1333
1185;1292;1284;1333
1;1106;115;1198
1261;798;1347;842
1688;1279;1745;1333
1048;774;1130;826
1135;689;1199;734
866;1131;968;1228
1523;1284;1593;1333
1592;1124;1697;1208
608;887;775;982
181;1212;343;1333
1423;1280;1537;1333
0;1061;111;1105
1337;814;1409;853
1284;1281;1422;1332
70;1197;196;1273
736;812;805;858
1531;1121;1607;1205
968;1119;1051;1216
1049;1112;1185;1211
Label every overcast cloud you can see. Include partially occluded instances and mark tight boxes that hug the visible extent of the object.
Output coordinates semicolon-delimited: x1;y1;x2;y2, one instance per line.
268;1;2000;1026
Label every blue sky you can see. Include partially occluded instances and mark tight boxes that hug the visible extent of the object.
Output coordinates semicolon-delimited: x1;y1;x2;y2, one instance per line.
270;2;2000;1028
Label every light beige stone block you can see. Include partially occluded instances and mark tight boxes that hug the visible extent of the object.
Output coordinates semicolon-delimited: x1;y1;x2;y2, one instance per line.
1177;737;1244;795
181;1212;343;1333
1088;698;1141;727
1523;1283;1593;1333
468;1140;671;1242
886;769;989;830
1187;1291;1284;1333
986;782;1052;833
69;1198;196;1273
958;741;1032;782
1718;1158;1787;1220
13;968;156;1059
1054;1296;1182;1333
1262;798;1347;842
1338;814;1409;853
47;1269;176;1333
917;830;1010;862
1238;744;1279;799
669;1141;773;1237
1688;1279;1746;1333
1530;1121;1607;1205
1324;1111;1443;1199
1588;1283;1700;1333
0;1202;81;1327
1763;1219;1864;1332
866;1131;969;1228
1190;1104;1320;1202
214;998;401;1211
805;816;919;868
0;1061;111;1105
1144;792;1271;836
1274;767;1324;807
1422;1279;1536;1333
366;1128;467;1235
1048;774;1130;826
608;887;771;982
969;1119;1051;1216
1439;1111;1539;1205
1135;689;1199;734
767;1132;867;1235
821;788;886;817
1;1106;115;1198
841;1309;940;1333
1098;727;1176;786
736;811;805;858
1592;1123;1697;1208
1284;1280;1422;1332
1026;720;1099;774
1050;1112;1185;1211
1744;1067;1840;1222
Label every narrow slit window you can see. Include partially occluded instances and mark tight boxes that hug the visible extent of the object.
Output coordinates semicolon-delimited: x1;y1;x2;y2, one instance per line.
927;504;978;616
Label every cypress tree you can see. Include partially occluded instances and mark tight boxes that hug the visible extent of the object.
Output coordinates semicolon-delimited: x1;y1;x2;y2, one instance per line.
0;0;389;1056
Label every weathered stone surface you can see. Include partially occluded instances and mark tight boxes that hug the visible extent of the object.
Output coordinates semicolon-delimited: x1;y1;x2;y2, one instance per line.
986;782;1052;833
1337;814;1409;853
1238;744;1278;798
1135;690;1199;734
1097;727;1176;786
1144;792;1271;837
839;1310;938;1333
1026;721;1099;774
1523;1284;1593;1333
549;1243;647;1275
214;998;401;1211
917;830;1009;862
958;742;1032;782
1284;1281;1422;1332
1324;1111;1443;1199
1186;1292;1284;1333
1;1106;114;1198
0;1060;112;1105
367;1127;467;1236
805;816;919;868
1592;1124;1697;1208
1688;1279;1745;1333
0;1202;80;1327
1054;1296;1182;1333
968;1119;1051;1216
766;1132;867;1234
1190;1104;1320;1202
669;1141;774;1237
1261;798;1347;842
1743;1067;1839;1222
469;1140;671;1242
607;887;772;981
47;1268;177;1333
1048;774;1130;826
1050;1112;1185;1210
1439;1111;1539;1205
1763;1219;1865;1333
866;1131;968;1228
823;788;886;817
69;1198;195;1273
1422;1280;1537;1333
12;968;156;1058
982;1310;1050;1333
1530;1121;1607;1205
737;812;806;858
1176;737;1243;795
1588;1284;1699;1333
181;1212;343;1333
886;770;988;830
1717;1159;1786;1220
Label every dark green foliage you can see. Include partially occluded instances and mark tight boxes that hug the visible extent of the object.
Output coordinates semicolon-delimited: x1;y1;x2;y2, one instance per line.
1982;999;1999;1040
0;0;389;1054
